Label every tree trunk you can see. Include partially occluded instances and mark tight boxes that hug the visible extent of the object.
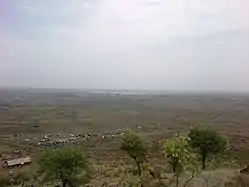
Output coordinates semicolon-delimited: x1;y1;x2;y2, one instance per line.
172;157;178;173
62;179;67;187
134;157;142;176
173;161;176;173
68;180;74;187
175;173;179;187
202;151;206;170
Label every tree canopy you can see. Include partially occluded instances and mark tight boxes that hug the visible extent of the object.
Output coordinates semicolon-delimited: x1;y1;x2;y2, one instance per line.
163;134;198;173
188;125;229;169
120;131;148;176
38;147;90;187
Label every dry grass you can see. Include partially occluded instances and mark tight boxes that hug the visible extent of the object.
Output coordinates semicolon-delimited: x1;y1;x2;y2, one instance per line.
88;167;249;187
1;93;249;164
1;91;249;186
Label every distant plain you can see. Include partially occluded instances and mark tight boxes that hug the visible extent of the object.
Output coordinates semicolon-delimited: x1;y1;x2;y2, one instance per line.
0;89;249;163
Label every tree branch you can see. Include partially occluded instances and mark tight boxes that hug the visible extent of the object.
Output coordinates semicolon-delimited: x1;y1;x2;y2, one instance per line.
183;174;195;187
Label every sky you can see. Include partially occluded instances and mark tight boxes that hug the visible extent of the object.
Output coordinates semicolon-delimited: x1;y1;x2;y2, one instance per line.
1;0;249;92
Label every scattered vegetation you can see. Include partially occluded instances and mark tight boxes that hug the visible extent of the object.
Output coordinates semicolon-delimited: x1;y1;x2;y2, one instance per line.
0;127;243;187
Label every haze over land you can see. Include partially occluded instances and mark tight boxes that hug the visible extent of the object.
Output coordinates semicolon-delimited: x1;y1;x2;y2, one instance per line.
1;0;249;92
2;2;249;186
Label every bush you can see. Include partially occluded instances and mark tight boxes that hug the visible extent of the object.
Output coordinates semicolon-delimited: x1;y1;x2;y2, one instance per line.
0;174;10;187
13;171;31;186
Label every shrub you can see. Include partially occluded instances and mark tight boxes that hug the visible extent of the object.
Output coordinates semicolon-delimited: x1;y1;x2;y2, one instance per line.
0;174;10;187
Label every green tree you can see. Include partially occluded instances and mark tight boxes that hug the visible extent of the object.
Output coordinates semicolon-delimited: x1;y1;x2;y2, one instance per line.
38;147;90;187
163;134;199;187
188;125;229;169
120;131;148;176
163;135;195;173
0;174;10;187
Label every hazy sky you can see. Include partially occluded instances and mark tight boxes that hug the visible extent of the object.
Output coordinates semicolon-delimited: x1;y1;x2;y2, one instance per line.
1;0;249;92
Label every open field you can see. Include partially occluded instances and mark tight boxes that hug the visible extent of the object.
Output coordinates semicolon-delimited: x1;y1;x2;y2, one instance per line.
0;88;249;165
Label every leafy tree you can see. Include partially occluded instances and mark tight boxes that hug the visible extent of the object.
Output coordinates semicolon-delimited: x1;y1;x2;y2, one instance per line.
188;125;229;169
38;147;90;187
0;174;10;187
163;134;198;172
163;134;199;187
120;131;148;176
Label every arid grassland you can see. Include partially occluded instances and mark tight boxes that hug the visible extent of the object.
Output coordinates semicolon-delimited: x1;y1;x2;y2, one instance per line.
0;89;249;186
